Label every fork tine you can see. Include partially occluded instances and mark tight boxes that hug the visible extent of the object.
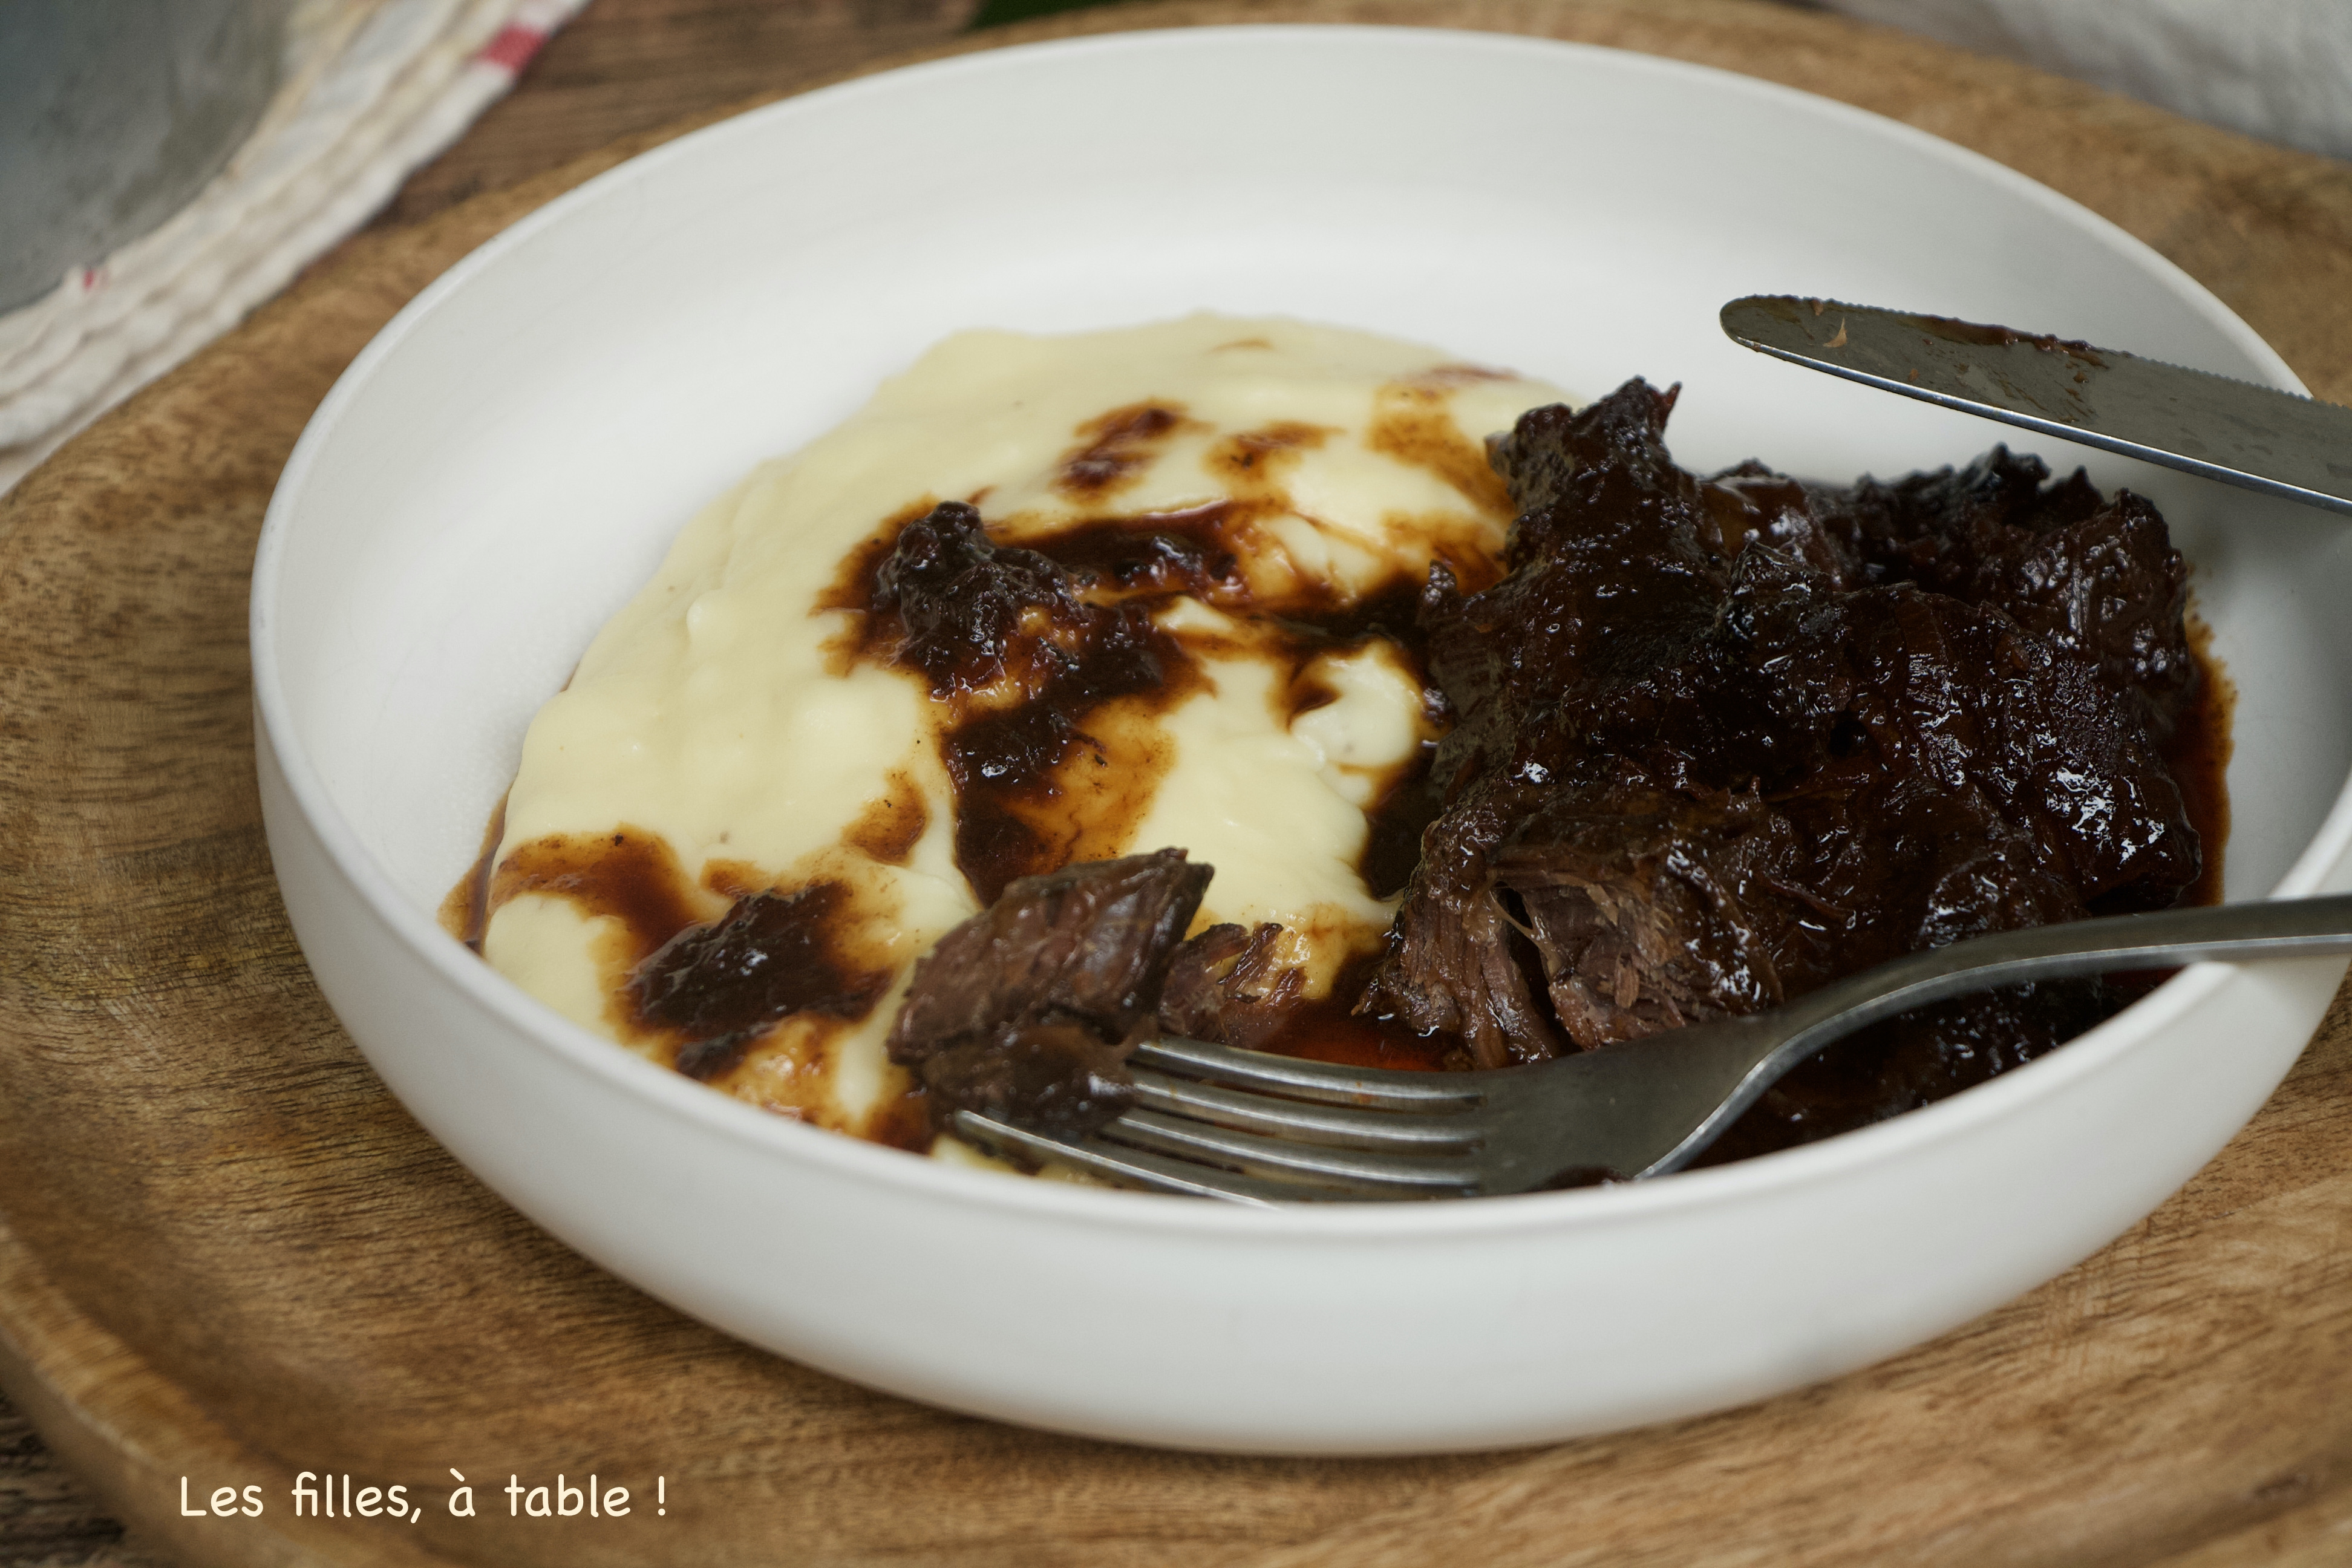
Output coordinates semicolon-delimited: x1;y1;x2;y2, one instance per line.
1132;1036;1484;1110
952;1112;1321;1205
1100;1109;1483;1196
1129;1067;1485;1152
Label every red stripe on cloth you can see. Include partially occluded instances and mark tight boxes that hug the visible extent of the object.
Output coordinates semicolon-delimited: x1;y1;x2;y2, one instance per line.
477;22;547;73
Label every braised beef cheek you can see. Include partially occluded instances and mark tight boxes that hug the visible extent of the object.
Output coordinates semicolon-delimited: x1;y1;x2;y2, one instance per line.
1367;379;2201;1158
887;848;1210;1133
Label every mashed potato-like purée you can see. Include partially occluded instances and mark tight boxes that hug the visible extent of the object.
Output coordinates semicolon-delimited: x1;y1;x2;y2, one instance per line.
468;315;1564;1152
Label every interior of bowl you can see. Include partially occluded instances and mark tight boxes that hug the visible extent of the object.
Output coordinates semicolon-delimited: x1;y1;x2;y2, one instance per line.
256;26;2352;1126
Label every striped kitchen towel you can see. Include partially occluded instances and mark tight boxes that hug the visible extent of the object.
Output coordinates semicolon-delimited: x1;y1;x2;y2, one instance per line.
0;0;589;497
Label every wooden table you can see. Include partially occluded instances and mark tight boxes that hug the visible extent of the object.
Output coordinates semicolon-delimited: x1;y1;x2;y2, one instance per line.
3;1;2350;1564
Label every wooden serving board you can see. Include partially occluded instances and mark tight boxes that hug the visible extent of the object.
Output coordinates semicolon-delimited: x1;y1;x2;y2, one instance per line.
5;3;2352;1564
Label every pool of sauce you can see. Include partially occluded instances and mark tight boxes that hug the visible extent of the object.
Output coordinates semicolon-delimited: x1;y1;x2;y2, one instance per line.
2167;615;2235;909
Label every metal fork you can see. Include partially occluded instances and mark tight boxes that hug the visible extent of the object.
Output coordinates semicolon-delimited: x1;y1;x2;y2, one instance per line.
955;893;2352;1205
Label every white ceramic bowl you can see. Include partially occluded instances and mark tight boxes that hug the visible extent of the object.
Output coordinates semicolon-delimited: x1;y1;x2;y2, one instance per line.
251;26;2352;1454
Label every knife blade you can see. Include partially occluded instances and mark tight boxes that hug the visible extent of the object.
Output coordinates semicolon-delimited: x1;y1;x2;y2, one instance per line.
1720;295;2352;516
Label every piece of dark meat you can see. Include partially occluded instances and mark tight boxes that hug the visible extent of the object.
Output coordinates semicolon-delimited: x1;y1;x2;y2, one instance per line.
1368;379;2200;1155
1370;382;1736;1066
1801;451;2195;737
1157;921;1305;1053
888;848;1210;1133
866;499;1090;696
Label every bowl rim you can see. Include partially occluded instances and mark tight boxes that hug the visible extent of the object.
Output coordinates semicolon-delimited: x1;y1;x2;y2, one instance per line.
250;22;2352;1243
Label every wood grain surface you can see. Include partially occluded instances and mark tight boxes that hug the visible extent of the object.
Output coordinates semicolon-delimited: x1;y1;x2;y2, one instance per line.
4;2;2352;1566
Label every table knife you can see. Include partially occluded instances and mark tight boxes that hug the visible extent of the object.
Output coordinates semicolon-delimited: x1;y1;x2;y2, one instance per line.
1720;295;2352;515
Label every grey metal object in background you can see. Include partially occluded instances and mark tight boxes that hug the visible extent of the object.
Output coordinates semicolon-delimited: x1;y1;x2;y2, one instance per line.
1722;295;2352;517
0;0;296;315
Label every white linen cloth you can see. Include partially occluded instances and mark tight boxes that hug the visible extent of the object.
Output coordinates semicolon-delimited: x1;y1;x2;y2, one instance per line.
1819;0;2352;162
0;0;588;497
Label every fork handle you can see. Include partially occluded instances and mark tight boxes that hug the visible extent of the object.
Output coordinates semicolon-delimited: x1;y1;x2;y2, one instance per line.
1750;890;2352;1102
1788;892;2352;1022
1633;892;2352;1180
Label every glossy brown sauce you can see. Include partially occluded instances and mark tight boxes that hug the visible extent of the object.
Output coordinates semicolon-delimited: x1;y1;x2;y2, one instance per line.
842;771;930;866
1209;416;1328;480
1227;949;1462;1073
861;1089;940;1152
942;663;1193;906
1356;742;1443;901
1023;505;1246;599
1368;370;1516;515
700;856;771;901
2169;615;2236;908
488;828;706;967
438;788;508;950
1055;401;1199;501
1912;311;2109;367
630;880;890;1039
